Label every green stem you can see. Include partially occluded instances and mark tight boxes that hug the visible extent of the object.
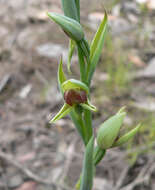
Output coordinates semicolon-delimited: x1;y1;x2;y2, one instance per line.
75;166;96;190
84;109;92;143
70;110;87;145
75;147;106;189
78;46;86;83
75;0;80;22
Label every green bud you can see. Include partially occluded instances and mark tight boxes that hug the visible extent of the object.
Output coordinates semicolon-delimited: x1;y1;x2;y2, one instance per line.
47;12;84;42
97;112;126;149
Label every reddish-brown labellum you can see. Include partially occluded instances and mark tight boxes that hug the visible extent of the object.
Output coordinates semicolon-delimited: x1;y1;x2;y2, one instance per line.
64;89;87;106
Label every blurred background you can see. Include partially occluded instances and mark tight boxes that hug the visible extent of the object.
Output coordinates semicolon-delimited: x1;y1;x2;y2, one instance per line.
0;0;155;189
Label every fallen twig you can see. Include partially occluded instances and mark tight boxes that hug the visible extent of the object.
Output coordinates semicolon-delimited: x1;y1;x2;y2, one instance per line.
0;75;11;94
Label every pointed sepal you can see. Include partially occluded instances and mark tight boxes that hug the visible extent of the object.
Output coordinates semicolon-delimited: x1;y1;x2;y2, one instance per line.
58;57;66;93
112;124;141;147
49;103;73;123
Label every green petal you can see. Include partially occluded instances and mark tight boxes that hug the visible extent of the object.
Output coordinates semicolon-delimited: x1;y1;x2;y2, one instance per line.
62;79;89;94
112;124;141;147
49;103;73;123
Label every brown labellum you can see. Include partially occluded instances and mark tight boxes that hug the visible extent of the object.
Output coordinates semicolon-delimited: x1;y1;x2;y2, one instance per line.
64;89;87;106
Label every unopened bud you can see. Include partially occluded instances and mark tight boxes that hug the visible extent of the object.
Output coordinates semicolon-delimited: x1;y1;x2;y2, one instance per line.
97;112;126;149
47;12;84;42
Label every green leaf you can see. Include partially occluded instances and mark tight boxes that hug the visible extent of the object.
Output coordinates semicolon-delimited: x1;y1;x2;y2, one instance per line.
49;103;73;123
62;79;89;94
97;112;126;149
80;137;94;190
112;124;141;147
87;11;108;83
47;12;84;42
58;57;66;93
67;39;76;73
61;0;79;21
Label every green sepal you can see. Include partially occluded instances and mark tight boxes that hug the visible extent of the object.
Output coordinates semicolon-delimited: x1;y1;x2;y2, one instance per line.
58;57;66;93
61;0;79;21
47;12;84;42
67;39;76;73
80;100;97;112
93;146;106;166
49;103;73;123
87;10;108;84
62;79;89;94
97;112;126;149
80;136;94;190
112;124;141;147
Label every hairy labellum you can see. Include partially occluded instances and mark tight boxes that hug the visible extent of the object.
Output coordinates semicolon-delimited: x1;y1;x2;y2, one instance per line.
64;89;87;106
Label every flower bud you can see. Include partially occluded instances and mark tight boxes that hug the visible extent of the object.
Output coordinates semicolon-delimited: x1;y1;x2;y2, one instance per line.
47;12;84;42
97;112;126;149
64;89;87;106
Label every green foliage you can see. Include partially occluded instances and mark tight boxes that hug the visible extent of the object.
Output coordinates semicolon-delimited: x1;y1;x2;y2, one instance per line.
87;12;108;85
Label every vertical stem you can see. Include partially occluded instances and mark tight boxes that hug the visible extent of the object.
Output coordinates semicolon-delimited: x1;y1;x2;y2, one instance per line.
75;0;80;22
84;109;92;143
70;111;87;145
78;46;86;83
